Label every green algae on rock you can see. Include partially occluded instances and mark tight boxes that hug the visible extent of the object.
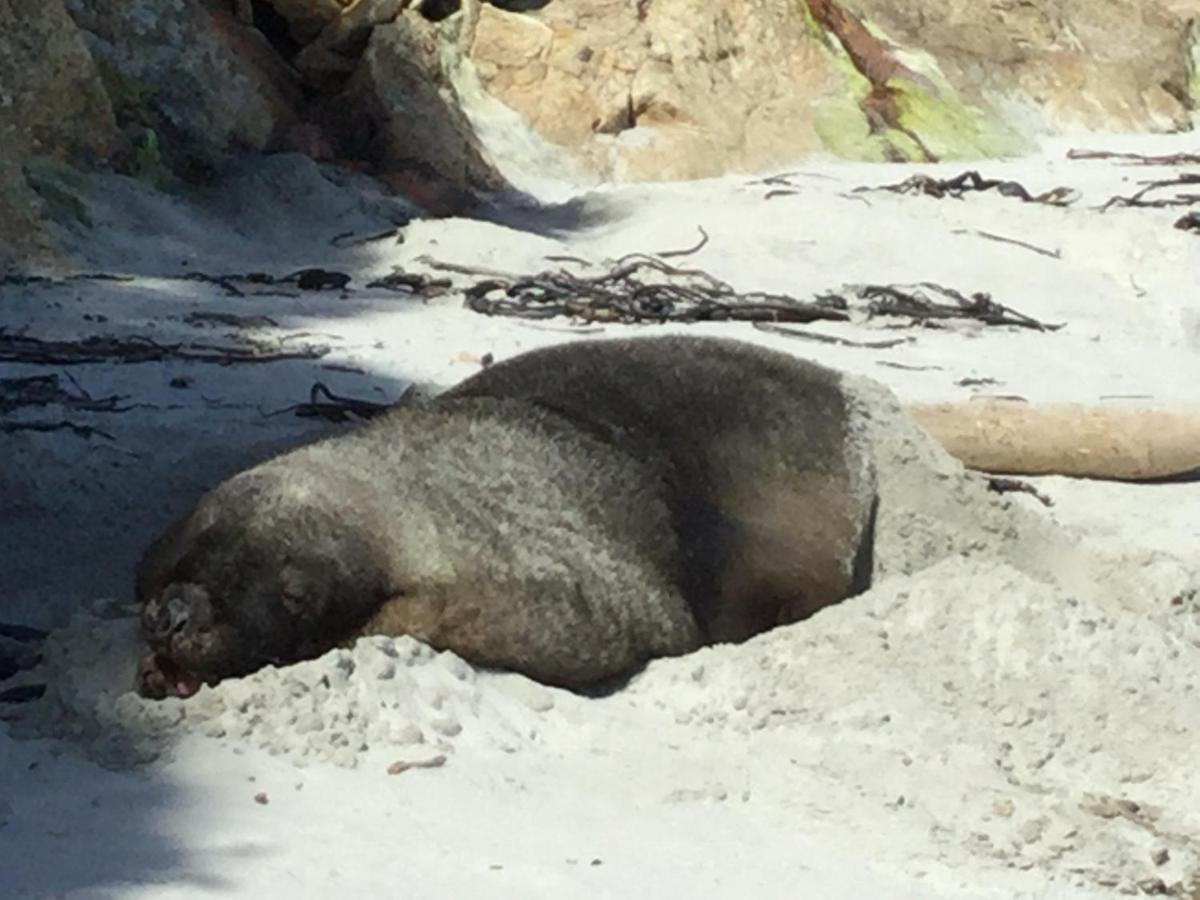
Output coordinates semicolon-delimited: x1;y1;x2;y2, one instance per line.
800;0;1028;162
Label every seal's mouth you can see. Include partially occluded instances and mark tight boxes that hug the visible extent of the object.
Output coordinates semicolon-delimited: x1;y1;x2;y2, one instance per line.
136;652;206;699
138;581;244;698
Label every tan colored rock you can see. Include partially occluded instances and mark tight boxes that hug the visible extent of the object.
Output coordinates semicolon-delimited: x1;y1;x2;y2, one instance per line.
0;0;122;273
465;0;839;181
461;0;1200;180
849;0;1199;133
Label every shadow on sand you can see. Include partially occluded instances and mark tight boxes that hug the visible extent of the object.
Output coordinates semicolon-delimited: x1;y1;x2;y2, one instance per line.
0;149;618;896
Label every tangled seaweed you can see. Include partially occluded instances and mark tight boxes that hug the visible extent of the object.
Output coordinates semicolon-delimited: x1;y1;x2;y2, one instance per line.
847;283;1064;332
861;171;1079;206
428;254;850;325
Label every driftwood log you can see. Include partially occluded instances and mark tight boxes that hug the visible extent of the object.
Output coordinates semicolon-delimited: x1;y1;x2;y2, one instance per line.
909;400;1200;481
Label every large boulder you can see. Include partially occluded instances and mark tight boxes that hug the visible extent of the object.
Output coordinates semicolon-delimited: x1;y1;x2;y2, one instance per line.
62;0;309;178
0;0;122;273
851;0;1199;135
314;6;511;210
463;0;841;181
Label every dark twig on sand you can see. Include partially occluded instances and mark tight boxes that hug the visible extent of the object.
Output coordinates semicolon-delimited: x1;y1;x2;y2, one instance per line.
655;226;710;259
839;283;1064;332
181;272;248;297
877;361;944;372
269;383;392;423
1100;174;1200;211
0;332;329;366
986;476;1055;508
181;268;352;296
330;226;405;248
184;311;280;329
365;271;453;297
0;420;115;440
859;171;1078;206
1067;148;1200;166
952;229;1062;259
750;171;838;199
416;257;518;279
752;321;912;349
956;376;1002;388
0;373;127;414
448;253;849;325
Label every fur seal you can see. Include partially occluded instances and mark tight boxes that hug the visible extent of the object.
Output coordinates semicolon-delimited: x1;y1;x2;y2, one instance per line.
135;335;877;699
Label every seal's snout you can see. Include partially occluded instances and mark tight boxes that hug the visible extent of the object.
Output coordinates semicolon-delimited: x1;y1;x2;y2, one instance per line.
137;582;223;699
143;582;214;644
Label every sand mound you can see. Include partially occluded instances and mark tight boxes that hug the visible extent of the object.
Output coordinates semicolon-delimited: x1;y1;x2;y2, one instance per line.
627;554;1200;892
10;611;560;769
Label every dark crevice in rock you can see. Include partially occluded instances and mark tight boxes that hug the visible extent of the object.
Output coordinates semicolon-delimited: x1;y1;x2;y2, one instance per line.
491;0;554;10
250;0;303;59
593;96;636;135
417;0;553;23
1161;78;1193;112
417;0;461;22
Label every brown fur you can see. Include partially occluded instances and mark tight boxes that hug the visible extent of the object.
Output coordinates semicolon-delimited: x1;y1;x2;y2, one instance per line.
135;335;876;697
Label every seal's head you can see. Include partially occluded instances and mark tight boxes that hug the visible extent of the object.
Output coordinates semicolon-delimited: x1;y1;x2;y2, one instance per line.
134;467;396;699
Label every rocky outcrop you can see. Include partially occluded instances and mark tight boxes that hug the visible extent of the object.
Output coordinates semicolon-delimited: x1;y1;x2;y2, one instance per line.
0;0;505;274
63;0;309;178
458;0;1198;178
851;0;1199;135
463;0;841;181
2;0;1198;274
315;6;510;206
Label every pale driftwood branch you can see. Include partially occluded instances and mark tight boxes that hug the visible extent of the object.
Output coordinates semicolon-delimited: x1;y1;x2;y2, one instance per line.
908;400;1200;481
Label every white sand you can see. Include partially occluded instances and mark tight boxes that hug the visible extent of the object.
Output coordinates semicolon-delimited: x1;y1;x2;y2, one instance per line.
2;132;1200;897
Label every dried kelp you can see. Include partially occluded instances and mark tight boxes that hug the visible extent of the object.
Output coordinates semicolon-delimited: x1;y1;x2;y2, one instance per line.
270;383;391;424
1101;174;1200;211
365;271;453;297
0;332;330;366
860;171;1078;206
0;373;126;413
1067;148;1200;166
441;254;849;325
839;283;1063;332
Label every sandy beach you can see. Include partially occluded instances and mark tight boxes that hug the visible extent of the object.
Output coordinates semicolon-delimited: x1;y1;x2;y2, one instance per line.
2;131;1199;898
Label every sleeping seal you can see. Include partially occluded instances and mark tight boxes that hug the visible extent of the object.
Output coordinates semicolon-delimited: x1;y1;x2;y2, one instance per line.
135;335;876;698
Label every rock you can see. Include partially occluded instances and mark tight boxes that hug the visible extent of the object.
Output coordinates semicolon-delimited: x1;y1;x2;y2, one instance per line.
318;8;510;210
294;0;405;90
850;0;1198;135
463;0;838;180
261;0;350;44
459;0;1200;178
63;0;307;178
0;0;122;273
